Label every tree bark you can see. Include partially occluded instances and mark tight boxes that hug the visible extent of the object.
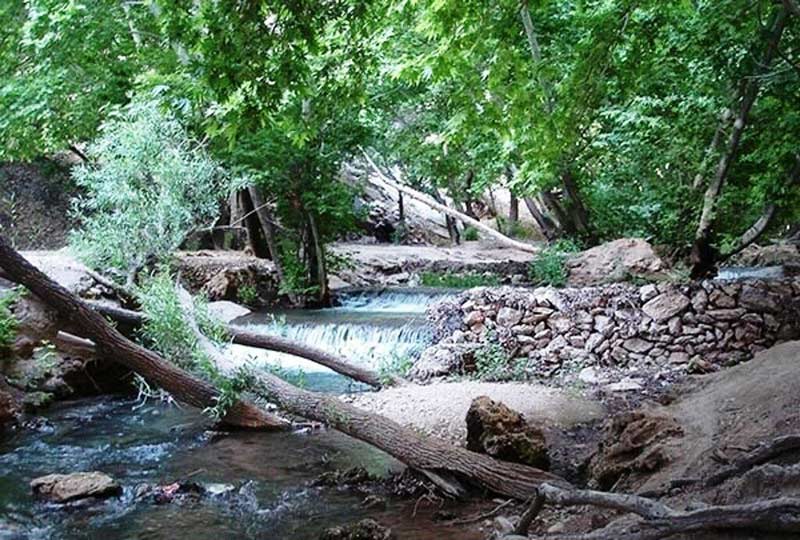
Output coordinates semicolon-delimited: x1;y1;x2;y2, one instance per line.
361;150;539;254
246;186;299;305
509;192;519;224
691;5;789;277
0;235;288;430
83;301;388;388
307;212;330;306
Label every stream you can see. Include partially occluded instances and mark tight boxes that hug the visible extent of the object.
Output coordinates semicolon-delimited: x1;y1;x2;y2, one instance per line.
0;289;479;540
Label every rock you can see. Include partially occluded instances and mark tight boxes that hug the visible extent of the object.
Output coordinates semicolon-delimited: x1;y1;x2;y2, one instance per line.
604;378;643;392
31;472;121;503
709;290;736;308
739;285;779;313
320;519;394;540
578;366;602;385
465;396;549;469
0;380;19;429
736;242;800;267
408;343;480;379
588;411;683;490
206;301;251;323
642;290;691;322
639;284;659;303
567;238;665;286
622;338;653;354
668;352;690;364
328;274;351;291
496;307;523;327
492;516;515;535
463;311;485;327
7;294;61;358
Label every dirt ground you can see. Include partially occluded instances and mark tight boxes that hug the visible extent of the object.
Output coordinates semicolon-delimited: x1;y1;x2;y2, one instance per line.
0;160;79;249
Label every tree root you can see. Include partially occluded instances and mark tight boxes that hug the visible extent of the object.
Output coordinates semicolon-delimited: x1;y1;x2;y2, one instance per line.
506;483;800;540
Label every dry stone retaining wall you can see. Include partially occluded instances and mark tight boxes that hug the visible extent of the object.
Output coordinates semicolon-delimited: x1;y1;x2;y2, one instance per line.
416;280;800;379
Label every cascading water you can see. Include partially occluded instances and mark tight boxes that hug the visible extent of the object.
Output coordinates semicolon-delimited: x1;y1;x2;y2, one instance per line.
228;288;451;391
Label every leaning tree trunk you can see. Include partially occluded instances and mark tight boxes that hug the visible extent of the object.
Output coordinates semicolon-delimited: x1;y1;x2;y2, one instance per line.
0;237;568;501
691;5;789;277
83;301;388;388
0;235;287;430
246;186;299;305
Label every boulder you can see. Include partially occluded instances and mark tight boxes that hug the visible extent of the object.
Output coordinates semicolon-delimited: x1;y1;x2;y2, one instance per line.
320;519;394;540
31;472;121;503
587;411;682;490
0;379;19;430
567;238;665;286
465;396;549;469
642;290;691;322
735;242;800;267
408;343;480;380
206;301;251;323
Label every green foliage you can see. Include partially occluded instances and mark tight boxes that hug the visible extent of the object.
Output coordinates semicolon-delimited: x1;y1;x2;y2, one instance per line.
420;271;501;288
262;364;308;389
70;100;225;274
236;285;258;306
473;342;527;381
378;352;413;385
0;287;22;351
529;239;581;287
463;227;480;241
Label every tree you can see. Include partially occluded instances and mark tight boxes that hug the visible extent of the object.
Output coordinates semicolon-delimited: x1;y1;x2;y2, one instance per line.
70;100;224;281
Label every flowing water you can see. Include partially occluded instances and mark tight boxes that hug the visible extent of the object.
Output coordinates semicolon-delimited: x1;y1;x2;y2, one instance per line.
1;289;477;540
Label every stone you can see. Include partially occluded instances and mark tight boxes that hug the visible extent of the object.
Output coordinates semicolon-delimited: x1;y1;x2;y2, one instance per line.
667;316;682;335
605;379;643;392
668;352;690;364
31;472;121;503
497;307;523;327
707;308;747;321
622;338;653;354
463;311;485;327
567;238;665;286
709;290;736;308
511;324;536;336
588;411;682;490
642;290;691;322
206;301;251;323
0;381;19;430
739;285;779;313
493;516;515;535
320;519;394;540
594;315;612;334
408;343;480;380
691;289;708;313
548;314;572;333
578;366;602;384
466;396;549;469
585;333;605;353
639;284;659;303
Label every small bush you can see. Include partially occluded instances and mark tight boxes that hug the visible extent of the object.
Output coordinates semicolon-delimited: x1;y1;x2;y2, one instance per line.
0;287;22;351
463;226;480;241
528;239;581;287
378;352;413;384
237;284;258;306
473;342;527;381
420;271;500;288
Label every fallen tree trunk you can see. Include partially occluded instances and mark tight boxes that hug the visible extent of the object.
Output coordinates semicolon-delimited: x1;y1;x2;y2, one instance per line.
0;235;288;430
2;238;566;500
83;301;388;388
359;149;540;255
174;286;569;499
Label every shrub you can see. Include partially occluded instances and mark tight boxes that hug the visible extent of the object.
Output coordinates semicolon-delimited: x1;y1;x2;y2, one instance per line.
473;342;527;381
0;287;22;351
420;271;500;288
528;239;581;287
70;99;225;274
237;284;258;306
378;352;413;384
463;226;480;241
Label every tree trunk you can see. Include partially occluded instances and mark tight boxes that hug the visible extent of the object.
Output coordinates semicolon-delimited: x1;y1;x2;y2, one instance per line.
246;186;299;305
509;192;519;224
307;212;330;306
523;196;558;241
560;170;593;241
0;235;288;430
691;5;788;277
83;301;389;388
361;150;539;254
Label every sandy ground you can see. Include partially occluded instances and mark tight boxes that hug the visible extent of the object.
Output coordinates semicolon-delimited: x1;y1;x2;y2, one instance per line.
347;380;605;443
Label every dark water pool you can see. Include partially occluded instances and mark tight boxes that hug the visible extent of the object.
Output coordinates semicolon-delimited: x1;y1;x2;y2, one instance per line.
0;397;481;540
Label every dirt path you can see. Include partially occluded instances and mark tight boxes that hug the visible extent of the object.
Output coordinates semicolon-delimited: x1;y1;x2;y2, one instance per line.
347;380;605;443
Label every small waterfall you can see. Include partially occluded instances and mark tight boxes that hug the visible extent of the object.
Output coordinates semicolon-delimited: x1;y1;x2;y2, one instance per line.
334;288;454;313
229;289;448;387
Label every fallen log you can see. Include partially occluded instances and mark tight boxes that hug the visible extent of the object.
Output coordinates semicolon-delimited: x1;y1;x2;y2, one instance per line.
174;283;569;499
0;235;288;430
1;237;568;500
359;149;540;255
507;482;800;540
83;300;388;388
